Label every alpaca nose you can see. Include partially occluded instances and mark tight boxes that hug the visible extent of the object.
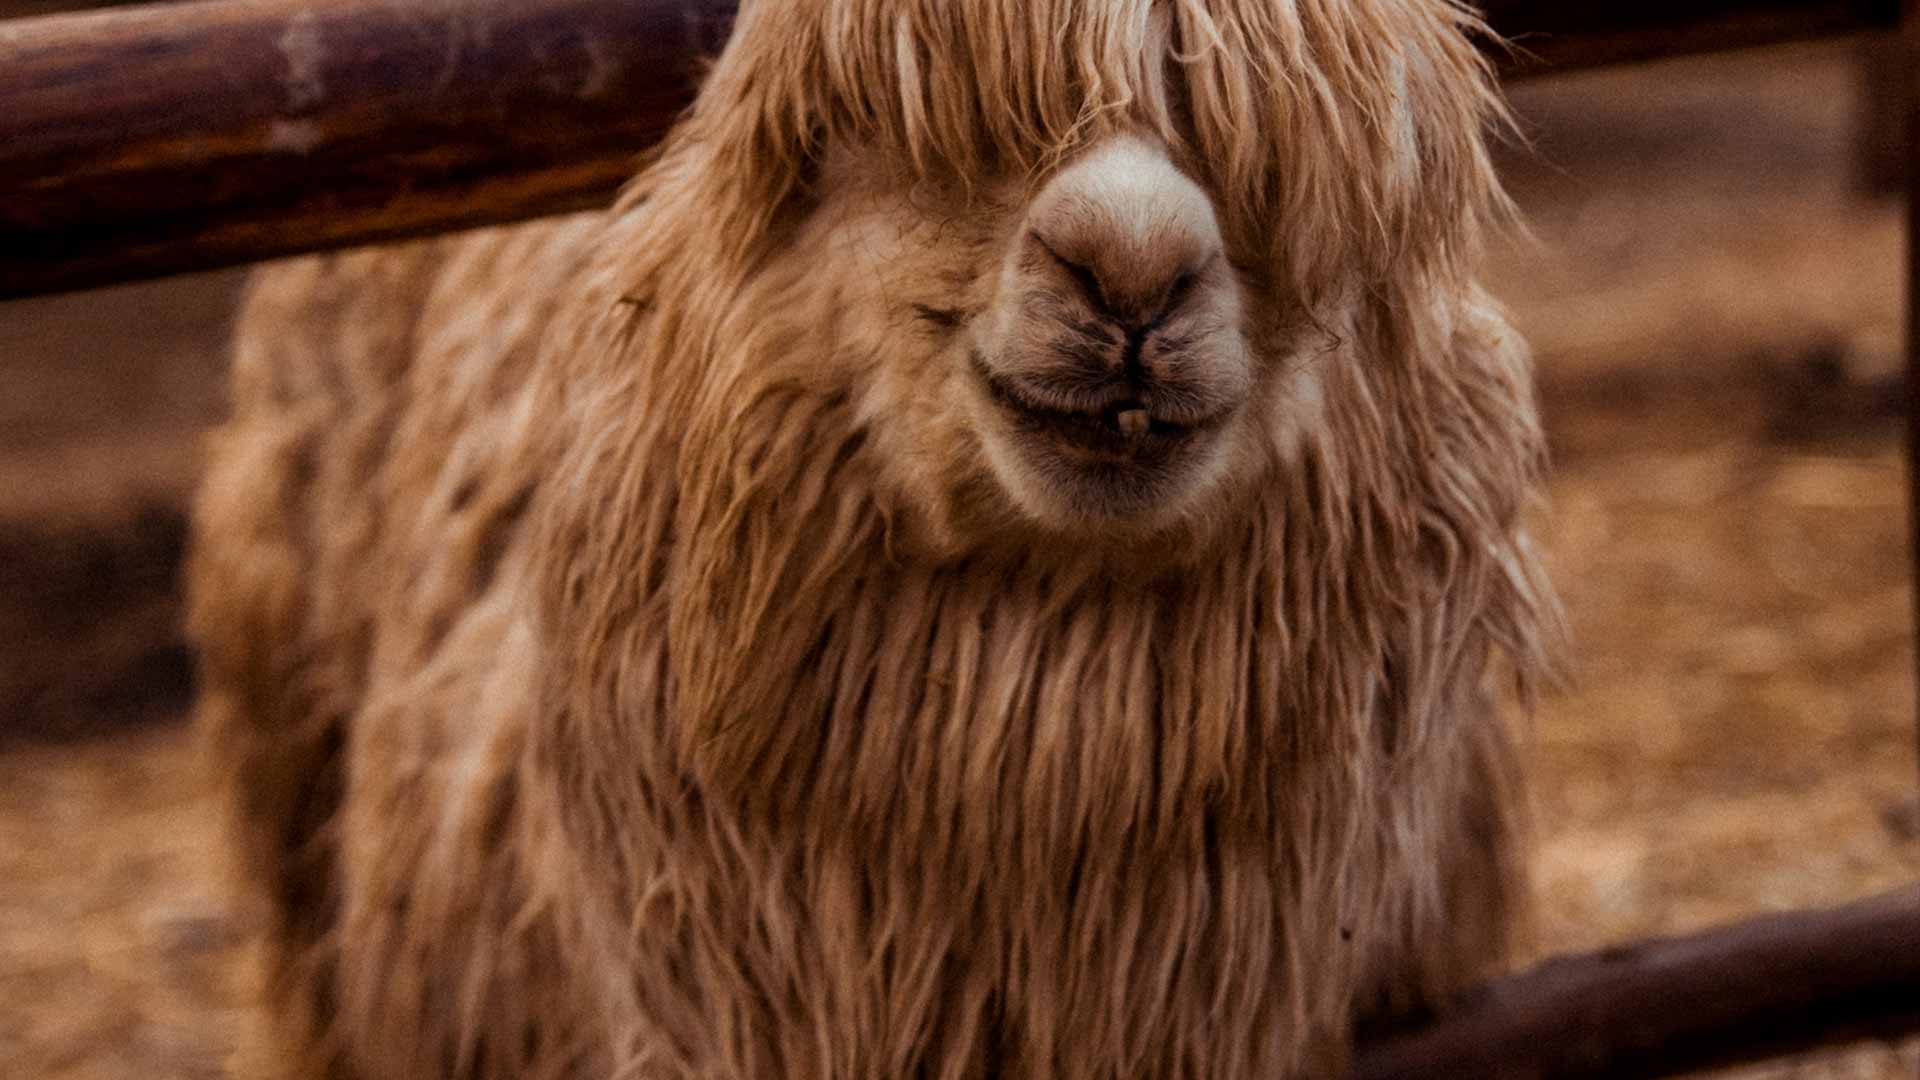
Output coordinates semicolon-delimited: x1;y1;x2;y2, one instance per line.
1023;136;1226;330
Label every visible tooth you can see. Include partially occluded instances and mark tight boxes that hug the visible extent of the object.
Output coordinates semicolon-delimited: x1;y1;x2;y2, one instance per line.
1116;408;1150;438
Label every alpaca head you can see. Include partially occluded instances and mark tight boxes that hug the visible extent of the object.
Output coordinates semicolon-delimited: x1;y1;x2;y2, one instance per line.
557;0;1556;866
628;0;1518;555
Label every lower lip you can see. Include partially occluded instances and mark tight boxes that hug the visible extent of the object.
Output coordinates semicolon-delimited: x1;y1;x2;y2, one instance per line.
1014;406;1191;460
973;365;1203;461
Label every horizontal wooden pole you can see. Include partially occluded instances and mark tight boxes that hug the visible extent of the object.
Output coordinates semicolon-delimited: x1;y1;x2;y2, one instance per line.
0;0;735;298
1352;885;1920;1079
0;0;1902;299
1483;0;1899;72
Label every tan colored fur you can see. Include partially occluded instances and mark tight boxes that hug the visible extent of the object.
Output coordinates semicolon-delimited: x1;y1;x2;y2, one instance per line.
189;2;1558;1076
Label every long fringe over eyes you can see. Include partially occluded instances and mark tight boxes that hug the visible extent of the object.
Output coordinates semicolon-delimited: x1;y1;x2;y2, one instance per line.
664;0;1515;290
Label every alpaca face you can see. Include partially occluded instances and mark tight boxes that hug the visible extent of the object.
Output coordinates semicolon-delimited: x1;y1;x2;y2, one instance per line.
967;136;1259;528
819;133;1311;545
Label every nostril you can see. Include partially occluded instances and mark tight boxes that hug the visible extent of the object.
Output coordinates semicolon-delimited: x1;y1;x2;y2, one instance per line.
1029;231;1112;315
1029;224;1217;334
1158;270;1200;324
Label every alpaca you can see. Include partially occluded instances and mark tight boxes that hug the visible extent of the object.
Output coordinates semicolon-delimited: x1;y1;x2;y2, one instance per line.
189;1;1558;1076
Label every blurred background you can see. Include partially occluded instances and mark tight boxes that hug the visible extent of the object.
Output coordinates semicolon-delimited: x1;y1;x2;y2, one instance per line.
1;4;1918;1076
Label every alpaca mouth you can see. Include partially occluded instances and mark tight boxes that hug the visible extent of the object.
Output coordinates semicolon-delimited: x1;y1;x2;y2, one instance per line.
970;353;1224;461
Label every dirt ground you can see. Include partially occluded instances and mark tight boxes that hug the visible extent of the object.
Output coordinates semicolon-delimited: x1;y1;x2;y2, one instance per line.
2;39;1917;1080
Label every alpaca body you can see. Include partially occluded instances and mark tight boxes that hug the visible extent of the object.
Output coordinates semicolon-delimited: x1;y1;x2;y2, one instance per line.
191;2;1556;1076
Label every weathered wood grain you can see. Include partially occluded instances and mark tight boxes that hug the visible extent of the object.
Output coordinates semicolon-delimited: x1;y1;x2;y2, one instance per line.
0;0;734;298
0;0;1905;298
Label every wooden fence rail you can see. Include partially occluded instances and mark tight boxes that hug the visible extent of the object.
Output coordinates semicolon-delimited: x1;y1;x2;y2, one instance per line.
0;0;1902;299
1354;885;1920;1078
0;0;735;299
1481;0;1899;69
